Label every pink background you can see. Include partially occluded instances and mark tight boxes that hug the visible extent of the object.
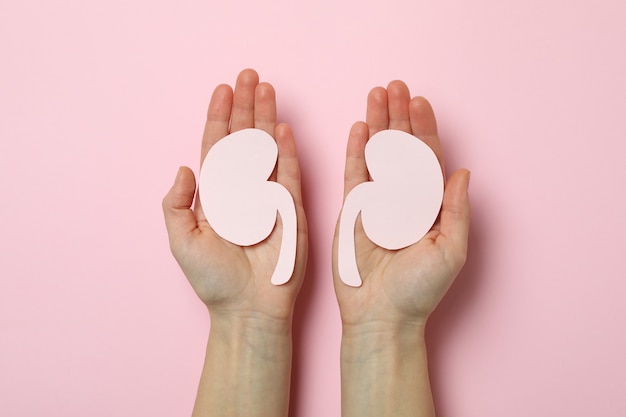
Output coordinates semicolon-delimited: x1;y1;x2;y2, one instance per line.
2;0;625;416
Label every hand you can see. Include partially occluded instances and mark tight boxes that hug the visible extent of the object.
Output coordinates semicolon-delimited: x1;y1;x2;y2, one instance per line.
333;81;470;330
163;69;308;324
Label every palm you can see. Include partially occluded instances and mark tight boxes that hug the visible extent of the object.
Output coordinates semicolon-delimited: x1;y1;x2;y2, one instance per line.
164;70;307;321
333;82;470;326
186;218;299;315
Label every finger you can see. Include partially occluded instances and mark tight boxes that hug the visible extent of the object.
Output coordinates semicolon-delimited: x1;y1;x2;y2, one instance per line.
275;123;308;237
254;82;277;136
409;96;445;173
275;123;302;205
387;80;411;132
230;68;259;132
344;121;370;197
275;123;308;281
201;84;233;164
438;169;471;265
366;87;389;137
162;166;199;246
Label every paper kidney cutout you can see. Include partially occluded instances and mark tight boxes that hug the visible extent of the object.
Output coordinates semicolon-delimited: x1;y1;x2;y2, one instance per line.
198;128;296;286
338;129;444;287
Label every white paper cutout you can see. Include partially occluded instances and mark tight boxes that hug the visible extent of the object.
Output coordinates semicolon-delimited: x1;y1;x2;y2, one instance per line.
338;129;444;287
198;128;297;286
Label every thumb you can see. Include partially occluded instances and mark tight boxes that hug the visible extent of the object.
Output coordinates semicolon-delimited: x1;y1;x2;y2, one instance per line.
162;166;198;244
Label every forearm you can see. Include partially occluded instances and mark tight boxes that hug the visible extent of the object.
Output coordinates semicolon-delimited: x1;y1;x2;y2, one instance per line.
192;314;293;417
340;322;434;417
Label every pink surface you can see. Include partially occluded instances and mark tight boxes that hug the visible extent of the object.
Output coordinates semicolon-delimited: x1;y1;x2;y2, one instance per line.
1;0;625;416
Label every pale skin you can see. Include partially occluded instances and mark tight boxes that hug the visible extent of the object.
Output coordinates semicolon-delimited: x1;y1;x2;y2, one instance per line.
163;70;470;417
333;82;470;417
162;69;308;417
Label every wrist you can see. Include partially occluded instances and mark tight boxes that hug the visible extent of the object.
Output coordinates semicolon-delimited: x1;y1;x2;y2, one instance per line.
340;321;434;417
195;309;293;417
342;318;426;344
341;320;426;363
208;312;293;361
